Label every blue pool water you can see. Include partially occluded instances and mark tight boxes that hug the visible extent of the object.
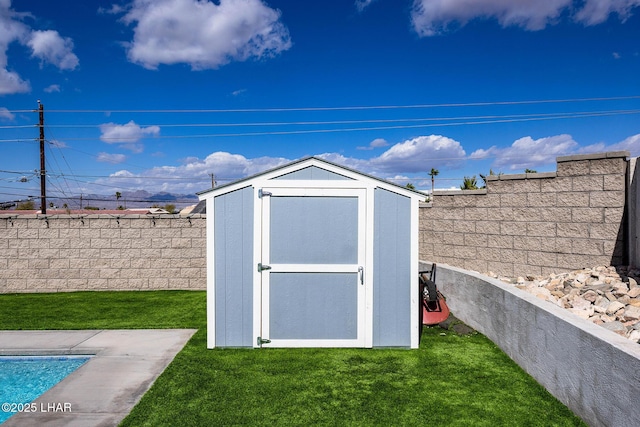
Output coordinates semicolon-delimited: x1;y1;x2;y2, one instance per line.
0;356;89;424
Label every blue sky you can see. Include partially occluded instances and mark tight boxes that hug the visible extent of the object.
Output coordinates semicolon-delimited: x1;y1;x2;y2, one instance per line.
1;0;639;203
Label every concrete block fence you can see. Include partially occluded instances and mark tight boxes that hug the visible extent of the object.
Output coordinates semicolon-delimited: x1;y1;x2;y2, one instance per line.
419;151;630;277
0;214;206;293
0;151;637;293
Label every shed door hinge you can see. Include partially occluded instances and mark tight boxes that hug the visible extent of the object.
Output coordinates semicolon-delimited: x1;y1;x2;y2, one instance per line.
257;336;271;347
257;263;272;272
258;189;272;198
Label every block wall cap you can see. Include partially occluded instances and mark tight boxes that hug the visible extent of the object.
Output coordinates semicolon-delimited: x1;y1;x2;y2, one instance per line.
557;151;630;163
0;214;206;219
499;173;527;180
485;172;556;181
434;189;487;195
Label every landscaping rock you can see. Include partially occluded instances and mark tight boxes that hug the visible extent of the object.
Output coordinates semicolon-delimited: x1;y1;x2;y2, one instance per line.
601;321;627;335
606;301;625;315
582;290;598;302
622;305;640;321
491;266;640;344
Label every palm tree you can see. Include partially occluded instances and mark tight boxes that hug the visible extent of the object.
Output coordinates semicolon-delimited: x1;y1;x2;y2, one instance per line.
428;168;439;196
479;168;496;189
460;176;479;190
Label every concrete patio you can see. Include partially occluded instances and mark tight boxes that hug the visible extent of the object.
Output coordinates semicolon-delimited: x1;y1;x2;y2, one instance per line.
0;329;196;426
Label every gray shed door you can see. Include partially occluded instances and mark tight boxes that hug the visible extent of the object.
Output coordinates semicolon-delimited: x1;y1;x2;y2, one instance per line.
259;187;366;347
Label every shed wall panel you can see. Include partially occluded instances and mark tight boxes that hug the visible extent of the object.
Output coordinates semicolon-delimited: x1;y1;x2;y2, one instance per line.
214;186;254;347
373;188;412;347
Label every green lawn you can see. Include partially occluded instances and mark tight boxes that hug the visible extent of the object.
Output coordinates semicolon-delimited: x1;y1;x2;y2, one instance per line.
0;291;585;426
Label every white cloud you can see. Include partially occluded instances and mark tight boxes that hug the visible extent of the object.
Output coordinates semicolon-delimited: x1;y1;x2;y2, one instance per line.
355;0;377;12
0;106;15;120
44;84;61;93
98;4;127;15
88;132;640;195
0;1;29;52
28;30;79;70
48;139;67;148
95;151;290;194
112;170;136;178
385;174;413;185
0;0;78;95
357;138;390;150
178;151;289;179
97;152;128;164
575;0;640;25
471;134;579;170
0;0;30;94
0;68;30;94
411;0;640;36
119;0;292;70
99;120;160;152
316;152;371;172
371;135;467;173
608;133;640;155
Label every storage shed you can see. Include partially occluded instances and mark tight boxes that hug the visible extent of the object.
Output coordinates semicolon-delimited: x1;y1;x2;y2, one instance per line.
197;157;424;349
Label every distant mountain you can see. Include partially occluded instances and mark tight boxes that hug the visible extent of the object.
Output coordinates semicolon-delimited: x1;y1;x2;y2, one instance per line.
45;191;199;211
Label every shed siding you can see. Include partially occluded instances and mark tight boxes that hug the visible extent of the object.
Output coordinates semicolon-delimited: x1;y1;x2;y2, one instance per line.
373;188;412;347
214;186;254;347
273;166;352;180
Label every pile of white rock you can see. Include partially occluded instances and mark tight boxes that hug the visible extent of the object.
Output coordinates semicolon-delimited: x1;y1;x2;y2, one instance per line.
486;266;640;343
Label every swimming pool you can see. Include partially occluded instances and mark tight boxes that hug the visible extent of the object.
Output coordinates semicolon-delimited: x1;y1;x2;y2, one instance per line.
0;355;90;424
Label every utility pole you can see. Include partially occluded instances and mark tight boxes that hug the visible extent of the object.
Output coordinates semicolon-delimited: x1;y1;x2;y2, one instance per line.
38;101;46;214
209;173;216;188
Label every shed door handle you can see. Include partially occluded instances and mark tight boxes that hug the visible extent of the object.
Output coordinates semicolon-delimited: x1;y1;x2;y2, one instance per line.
358;266;364;285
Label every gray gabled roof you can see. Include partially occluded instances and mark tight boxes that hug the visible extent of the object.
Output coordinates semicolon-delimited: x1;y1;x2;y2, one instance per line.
196;156;426;199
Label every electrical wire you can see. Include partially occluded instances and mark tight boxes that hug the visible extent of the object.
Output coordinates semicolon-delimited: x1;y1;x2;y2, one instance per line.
5;95;640;114
0;110;640;144
2;108;634;129
3;95;639;203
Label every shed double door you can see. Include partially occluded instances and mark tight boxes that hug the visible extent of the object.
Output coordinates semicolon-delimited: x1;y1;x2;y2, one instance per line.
258;187;367;347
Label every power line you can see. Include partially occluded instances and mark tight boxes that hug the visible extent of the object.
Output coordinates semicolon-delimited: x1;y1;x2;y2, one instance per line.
5;95;640;114
8;108;637;129
1;169;211;181
1;108;636;143
0;192;196;204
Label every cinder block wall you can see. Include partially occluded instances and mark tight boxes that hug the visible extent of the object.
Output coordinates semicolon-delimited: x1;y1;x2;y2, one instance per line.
419;151;629;277
0;214;206;293
0;151;632;293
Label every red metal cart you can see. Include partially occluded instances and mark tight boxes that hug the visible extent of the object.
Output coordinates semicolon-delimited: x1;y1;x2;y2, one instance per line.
419;263;450;325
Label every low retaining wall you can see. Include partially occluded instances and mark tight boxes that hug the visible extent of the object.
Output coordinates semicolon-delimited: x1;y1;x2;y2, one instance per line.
422;261;640;427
